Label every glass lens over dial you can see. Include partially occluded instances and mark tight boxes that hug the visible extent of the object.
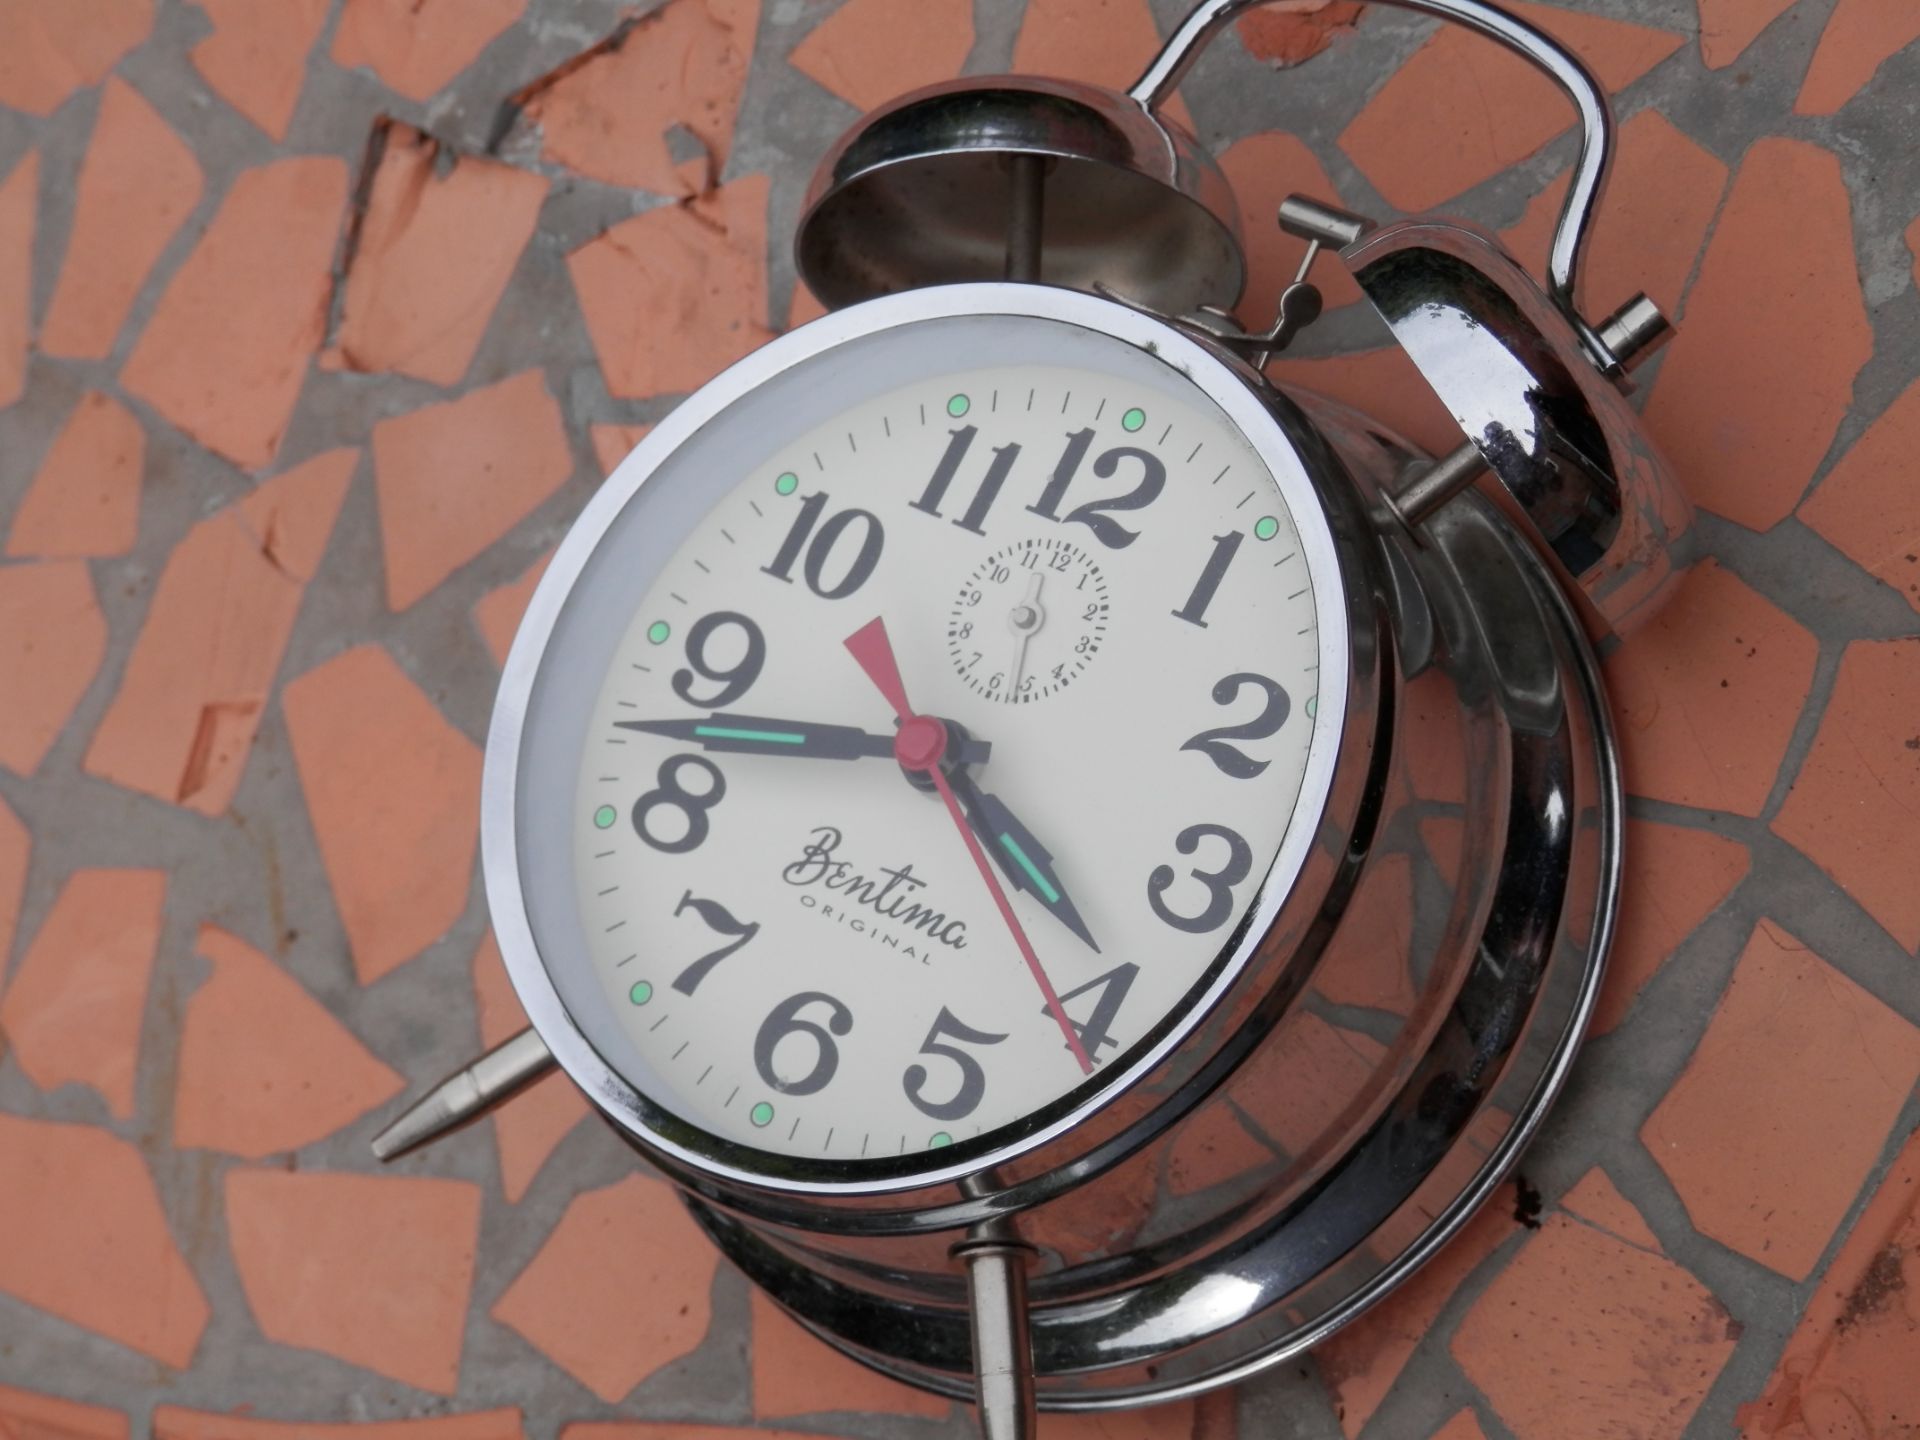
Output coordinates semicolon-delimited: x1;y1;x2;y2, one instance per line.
511;307;1341;1182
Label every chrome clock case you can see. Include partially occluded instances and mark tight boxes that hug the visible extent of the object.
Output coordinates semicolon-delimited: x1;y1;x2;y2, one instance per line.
373;0;1695;1430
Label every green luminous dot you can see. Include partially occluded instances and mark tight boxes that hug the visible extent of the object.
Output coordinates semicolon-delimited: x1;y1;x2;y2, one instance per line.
628;980;653;1006
593;804;617;830
1305;695;1318;719
1121;406;1146;433
750;1101;775;1128
646;620;671;645
929;1131;954;1149
1254;515;1281;541
774;471;799;496
947;393;971;418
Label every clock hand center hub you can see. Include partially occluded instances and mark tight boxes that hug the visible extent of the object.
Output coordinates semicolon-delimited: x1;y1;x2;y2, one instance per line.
893;713;951;772
1009;572;1046;635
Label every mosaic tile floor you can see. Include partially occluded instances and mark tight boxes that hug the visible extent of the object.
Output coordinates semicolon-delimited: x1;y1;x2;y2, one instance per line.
1;1;1918;1437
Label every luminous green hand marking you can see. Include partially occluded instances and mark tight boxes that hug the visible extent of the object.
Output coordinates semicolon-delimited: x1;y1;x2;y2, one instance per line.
999;833;1061;904
693;725;806;745
619;712;993;765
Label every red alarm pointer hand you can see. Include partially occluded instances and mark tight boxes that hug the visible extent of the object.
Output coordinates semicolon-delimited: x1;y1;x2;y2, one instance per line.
843;617;1094;1075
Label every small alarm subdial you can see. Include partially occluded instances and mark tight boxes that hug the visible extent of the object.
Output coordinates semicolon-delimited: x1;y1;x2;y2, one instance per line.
948;538;1110;704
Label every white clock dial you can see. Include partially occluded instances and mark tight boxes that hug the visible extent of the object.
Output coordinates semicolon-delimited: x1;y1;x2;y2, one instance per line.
557;356;1320;1164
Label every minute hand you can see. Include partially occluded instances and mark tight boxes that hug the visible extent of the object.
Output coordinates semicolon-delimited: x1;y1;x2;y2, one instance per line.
946;769;1100;953
615;712;992;765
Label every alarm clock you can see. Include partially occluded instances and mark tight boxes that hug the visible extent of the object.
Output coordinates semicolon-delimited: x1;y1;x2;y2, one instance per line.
374;0;1694;1431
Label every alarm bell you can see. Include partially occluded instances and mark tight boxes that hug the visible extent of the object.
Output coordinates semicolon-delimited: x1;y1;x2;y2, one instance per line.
797;0;1694;647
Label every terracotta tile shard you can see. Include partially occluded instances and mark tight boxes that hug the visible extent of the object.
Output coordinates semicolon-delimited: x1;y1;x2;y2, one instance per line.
226;1168;480;1393
1800;376;1920;619
1452;1206;1736;1440
334;125;548;386
0;560;108;776
750;1287;950;1421
1501;108;1727;320
282;645;481;985
1316;1184;1519;1437
82;449;355;815
188;0;327;140
1339;0;1682;212
174;924;404;1158
331;0;525;103
1644;138;1871;534
371;369;571;610
1798;0;1920;113
563;1428;841;1440
1643;919;1920;1280
1237;1;1362;67
1772;638;1920;949
40;78;203;359
570;175;775;399
1736;1127;1920;1439
0;868;164;1119
1603;560;1817;815
0;1384;127;1440
588;424;652;480
1014;0;1194;130
492;1174;717;1403
1265;345;1461;459
0;0;153;115
1558;1168;1661;1252
1593;819;1749;1034
0;1113;209;1367
1033;1405;1199;1438
789;0;971;112
0;150;34;409
0;795;26;975
122;156;348;470
155;1409;525;1440
1697;0;1796;69
5;392;144;558
1216;130;1362;323
471;931;585;1201
474;551;553;668
513;0;760;197
1430;1413;1490;1440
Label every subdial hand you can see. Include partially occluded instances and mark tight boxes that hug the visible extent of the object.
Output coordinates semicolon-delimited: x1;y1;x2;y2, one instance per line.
615;712;992;766
1005;571;1045;696
843;617;1094;1074
946;768;1100;954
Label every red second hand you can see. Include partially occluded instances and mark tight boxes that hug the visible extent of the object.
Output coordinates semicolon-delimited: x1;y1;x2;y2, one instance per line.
844;618;1094;1075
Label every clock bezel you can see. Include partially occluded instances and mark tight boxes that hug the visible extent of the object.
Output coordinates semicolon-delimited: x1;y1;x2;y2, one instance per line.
483;283;1355;1198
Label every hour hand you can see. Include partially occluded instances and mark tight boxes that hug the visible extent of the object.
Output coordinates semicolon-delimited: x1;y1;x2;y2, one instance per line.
948;772;1100;953
616;711;991;765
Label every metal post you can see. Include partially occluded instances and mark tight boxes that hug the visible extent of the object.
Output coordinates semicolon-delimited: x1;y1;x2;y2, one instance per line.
955;1218;1038;1440
1005;153;1045;284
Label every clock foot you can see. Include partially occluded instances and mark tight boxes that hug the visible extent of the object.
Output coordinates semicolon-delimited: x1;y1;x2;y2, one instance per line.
955;1217;1039;1440
370;1027;555;1161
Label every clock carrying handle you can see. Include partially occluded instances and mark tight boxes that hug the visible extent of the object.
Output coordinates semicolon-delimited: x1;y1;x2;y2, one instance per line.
1129;0;1620;369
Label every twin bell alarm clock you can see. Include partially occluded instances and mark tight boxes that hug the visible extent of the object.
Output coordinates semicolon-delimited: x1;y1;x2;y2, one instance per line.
374;0;1695;1433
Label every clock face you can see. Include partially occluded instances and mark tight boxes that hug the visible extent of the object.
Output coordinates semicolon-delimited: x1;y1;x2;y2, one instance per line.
504;299;1347;1187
